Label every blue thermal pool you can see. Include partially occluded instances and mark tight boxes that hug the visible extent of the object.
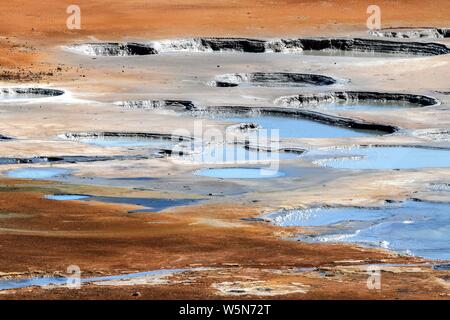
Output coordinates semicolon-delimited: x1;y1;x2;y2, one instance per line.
310;146;450;169
213;114;381;138
268;200;450;261
45;194;92;201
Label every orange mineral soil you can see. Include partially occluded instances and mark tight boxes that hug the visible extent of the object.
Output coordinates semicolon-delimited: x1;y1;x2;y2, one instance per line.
1;0;450;69
0;180;448;299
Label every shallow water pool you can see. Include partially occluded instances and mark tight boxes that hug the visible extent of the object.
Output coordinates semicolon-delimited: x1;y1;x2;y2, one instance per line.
215;114;380;139
178;144;300;163
76;137;178;148
269;200;450;260
5;167;71;179
86;196;200;213
0;88;64;101
194;167;285;179
311;146;450;169
45;194;92;201
0;268;187;291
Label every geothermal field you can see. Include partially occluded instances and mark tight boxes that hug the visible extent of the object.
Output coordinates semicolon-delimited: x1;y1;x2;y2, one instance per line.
0;0;449;301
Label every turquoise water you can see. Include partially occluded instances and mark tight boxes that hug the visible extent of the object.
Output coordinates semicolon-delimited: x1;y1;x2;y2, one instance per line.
194;167;285;179
311;146;450;169
269;200;450;260
5;168;71;179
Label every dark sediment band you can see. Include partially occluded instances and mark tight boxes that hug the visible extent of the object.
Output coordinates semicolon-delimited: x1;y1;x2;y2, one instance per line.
0;87;64;99
0;155;151;165
284;38;450;56
210;72;337;87
66;42;157;56
370;27;450;39
200;38;267;52
202;105;399;134
66;37;450;56
62;131;193;142
275;91;440;108
115;100;196;111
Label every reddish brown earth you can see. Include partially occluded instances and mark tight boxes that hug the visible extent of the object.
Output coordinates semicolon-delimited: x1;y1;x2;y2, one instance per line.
1;0;450;72
0;179;448;299
2;0;450;39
